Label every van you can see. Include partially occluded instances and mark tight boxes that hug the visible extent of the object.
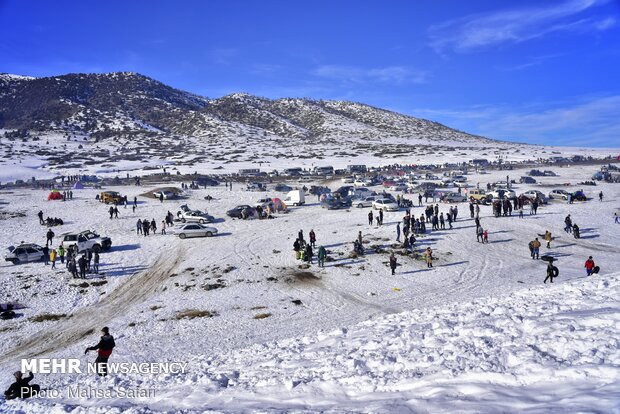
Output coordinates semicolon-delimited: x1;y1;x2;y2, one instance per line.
285;190;305;206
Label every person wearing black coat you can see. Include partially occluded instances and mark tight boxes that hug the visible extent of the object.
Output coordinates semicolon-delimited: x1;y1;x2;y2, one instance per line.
85;327;116;377
4;371;39;400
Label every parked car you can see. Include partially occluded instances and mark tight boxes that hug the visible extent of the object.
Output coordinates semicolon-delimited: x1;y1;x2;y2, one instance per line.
372;198;399;211
488;189;516;200
390;184;408;192
441;192;467;203
469;189;491;204
60;231;112;253
5;243;45;264
227;205;254;218
196;177;219;186
153;190;176;200
549;189;570;200
341;176;355;183
522;190;549;204
246;182;266;191
274;184;292;192
177;209;215;224
100;191;124;204
321;198;352;210
572;190;587;201
452;175;468;183
171;223;218;239
254;198;275;209
519;176;537;184
352;196;377;208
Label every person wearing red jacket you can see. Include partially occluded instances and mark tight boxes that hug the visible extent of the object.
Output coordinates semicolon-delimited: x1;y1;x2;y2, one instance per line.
584;256;595;276
85;327;115;377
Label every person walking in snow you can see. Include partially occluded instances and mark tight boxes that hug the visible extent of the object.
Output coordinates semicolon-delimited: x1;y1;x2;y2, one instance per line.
368;211;373;226
389;253;397;275
136;219;142;235
476;225;484;242
469;202;475;218
309;229;316;248
483;229;488;243
50;248;57;269
599;191;603;202
109;206;114;219
85;327;115;377
379;209;383;226
396;223;401;242
161;220;166;235
584;256;595;276
37;210;44;225
298;229;304;243
317;246;326;267
58;244;65;264
545;230;552;248
42;245;49;265
544;261;559;284
564;215;573;233
305;243;313;264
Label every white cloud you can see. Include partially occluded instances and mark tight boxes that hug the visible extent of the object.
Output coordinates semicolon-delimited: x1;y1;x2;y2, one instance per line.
429;0;615;53
313;65;427;84
412;95;620;147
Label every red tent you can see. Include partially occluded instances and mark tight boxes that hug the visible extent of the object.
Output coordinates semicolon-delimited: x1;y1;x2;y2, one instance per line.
48;190;63;201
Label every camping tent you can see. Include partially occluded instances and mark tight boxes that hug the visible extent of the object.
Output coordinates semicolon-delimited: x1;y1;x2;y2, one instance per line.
271;198;287;212
73;181;84;190
47;190;63;201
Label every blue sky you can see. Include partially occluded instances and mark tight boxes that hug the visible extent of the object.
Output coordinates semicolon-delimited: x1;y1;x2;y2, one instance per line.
1;0;619;147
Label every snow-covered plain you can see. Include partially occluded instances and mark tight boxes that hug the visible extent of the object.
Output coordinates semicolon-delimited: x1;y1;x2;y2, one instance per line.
0;161;619;413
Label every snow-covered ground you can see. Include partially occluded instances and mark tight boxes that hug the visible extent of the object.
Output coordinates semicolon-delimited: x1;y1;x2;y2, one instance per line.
0;161;619;412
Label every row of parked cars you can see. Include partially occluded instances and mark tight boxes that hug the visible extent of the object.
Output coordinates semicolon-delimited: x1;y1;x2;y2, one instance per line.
5;230;112;264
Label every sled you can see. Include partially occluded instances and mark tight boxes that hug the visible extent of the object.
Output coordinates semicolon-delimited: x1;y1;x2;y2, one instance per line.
540;255;555;262
593;266;600;274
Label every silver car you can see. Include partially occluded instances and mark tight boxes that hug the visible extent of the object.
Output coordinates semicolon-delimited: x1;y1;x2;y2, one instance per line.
5;244;45;264
172;224;218;239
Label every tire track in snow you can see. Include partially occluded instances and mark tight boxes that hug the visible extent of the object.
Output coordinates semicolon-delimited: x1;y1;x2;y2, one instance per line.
0;249;184;363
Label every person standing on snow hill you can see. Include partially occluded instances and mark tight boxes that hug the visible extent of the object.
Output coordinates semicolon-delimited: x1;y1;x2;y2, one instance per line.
298;229;304;243
368;210;373;226
305;243;313;264
58;244;65;264
544;262;559;284
379;209;384;226
109;206;114;219
46;229;54;246
309;229;316;248
585;256;595;276
93;252;100;274
389;253;397;275
136;219;142;235
37;210;44;225
85;327;115;377
396;223;401;242
476;225;484;242
599;191;603;202
564;215;573;233
424;247;433;268
530;238;541;259
49;248;57;269
317;246;326;267
545;230;552;248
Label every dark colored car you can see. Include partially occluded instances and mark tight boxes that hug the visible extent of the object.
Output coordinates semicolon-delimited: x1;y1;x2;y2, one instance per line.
226;205;254;218
275;184;293;192
519;176;537;184
572;190;587;201
321;198;352;210
197;177;220;186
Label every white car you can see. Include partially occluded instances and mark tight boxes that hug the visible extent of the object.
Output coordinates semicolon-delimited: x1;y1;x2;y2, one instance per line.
441;192;467;203
453;175;468;183
373;198;399;211
353;180;367;187
5;243;45;264
177;210;215;224
549;189;570;200
390;184;408;192
61;231;113;253
353;196;377;208
153;190;176;200
488;189;516;199
254;198;275;209
172;224;218;239
341;176;355;183
522;190;549;204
